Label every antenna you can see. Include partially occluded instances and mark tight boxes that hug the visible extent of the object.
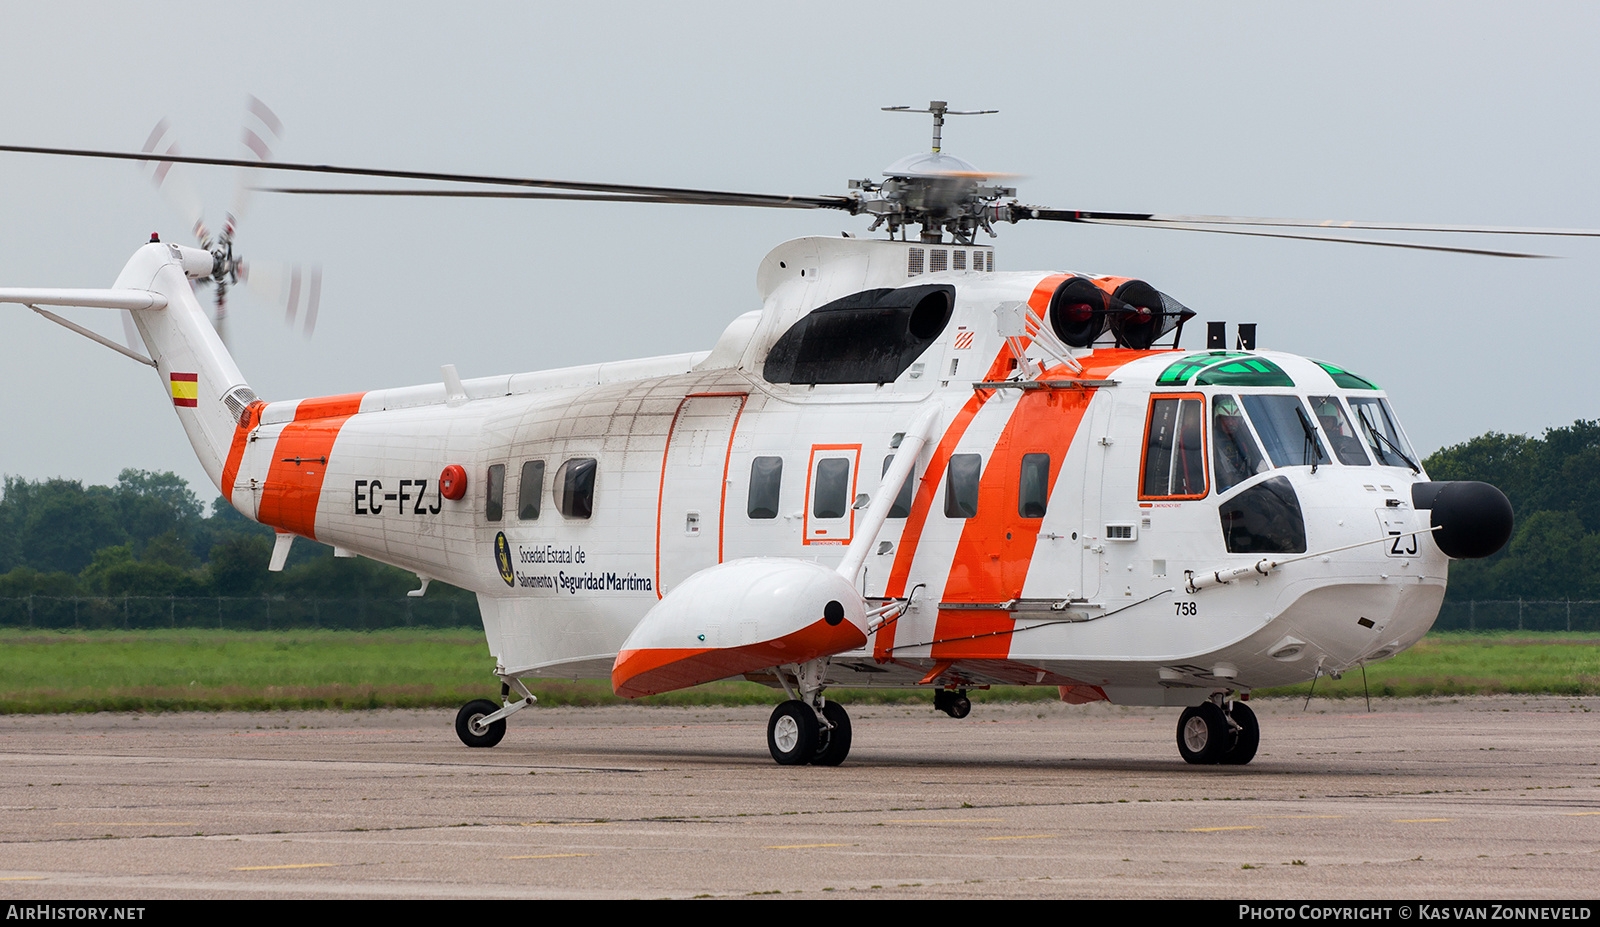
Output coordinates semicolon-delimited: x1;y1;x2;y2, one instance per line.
882;101;998;153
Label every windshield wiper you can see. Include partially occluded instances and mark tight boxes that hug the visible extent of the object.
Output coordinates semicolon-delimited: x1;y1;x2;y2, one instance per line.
1293;405;1325;473
1357;406;1420;473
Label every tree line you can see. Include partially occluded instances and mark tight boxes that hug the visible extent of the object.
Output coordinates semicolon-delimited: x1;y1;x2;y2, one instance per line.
0;469;471;605
1;420;1593;605
1423;419;1600;602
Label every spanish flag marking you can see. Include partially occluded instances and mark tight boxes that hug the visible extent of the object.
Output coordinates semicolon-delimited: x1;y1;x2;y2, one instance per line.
170;372;199;408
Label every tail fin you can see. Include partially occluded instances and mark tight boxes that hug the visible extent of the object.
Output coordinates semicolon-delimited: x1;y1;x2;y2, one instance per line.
0;241;255;493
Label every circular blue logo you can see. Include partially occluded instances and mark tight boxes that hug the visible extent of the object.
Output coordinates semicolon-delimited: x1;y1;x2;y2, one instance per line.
494;532;514;587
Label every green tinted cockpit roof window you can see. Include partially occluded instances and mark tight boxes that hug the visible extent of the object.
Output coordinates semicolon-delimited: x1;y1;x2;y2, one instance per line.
1313;360;1379;390
1194;357;1294;387
1156;351;1253;386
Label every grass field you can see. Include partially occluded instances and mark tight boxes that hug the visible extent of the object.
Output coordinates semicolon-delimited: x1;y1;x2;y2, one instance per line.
0;628;1594;713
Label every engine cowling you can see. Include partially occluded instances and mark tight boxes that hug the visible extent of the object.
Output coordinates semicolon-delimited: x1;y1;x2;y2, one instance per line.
611;559;869;698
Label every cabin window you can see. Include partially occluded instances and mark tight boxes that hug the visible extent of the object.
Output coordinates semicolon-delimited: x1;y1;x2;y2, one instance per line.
1309;396;1370;466
747;456;783;519
518;460;545;520
1141;396;1208;499
1213;395;1269;494
485;464;505;522
1018;453;1050;518
881;456;914;518
554;458;597;519
1241;395;1327;469
945;453;981;518
813;458;851;519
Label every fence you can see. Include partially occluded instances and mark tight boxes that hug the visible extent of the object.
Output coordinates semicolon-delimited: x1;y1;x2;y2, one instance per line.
3;595;1595;634
1432;599;1600;633
0;595;480;631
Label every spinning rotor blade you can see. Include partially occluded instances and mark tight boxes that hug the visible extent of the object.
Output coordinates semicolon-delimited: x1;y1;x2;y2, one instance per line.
227;94;284;231
252;186;841;210
11;136;1589;258
245;260;323;338
1030;209;1600;238
0;143;854;211
139;120;212;247
1061;216;1554;259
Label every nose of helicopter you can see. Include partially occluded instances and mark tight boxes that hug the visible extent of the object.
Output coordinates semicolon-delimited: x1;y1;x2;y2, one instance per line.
1412;481;1514;559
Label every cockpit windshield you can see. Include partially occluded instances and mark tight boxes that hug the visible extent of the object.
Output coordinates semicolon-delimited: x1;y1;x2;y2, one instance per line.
1348;396;1419;471
1212;395;1268;494
1240;394;1327;469
1309;395;1370;466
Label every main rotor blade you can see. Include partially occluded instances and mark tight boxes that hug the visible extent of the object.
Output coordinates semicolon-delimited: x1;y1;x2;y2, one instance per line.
1068;216;1554;259
0;143;853;211
1025;208;1600;238
254;185;841;210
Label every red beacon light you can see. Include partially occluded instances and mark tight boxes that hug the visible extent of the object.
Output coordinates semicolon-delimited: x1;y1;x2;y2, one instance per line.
439;464;467;500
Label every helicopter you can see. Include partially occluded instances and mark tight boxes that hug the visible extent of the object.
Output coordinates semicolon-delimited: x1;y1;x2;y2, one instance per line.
3;101;1574;767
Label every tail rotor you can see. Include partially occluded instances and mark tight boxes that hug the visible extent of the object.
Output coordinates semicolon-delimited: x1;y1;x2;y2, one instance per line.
138;96;321;347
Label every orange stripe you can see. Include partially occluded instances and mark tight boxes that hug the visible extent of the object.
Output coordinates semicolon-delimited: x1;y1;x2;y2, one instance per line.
873;275;1066;661
612;617;867;698
219;400;266;504
928;372;1094;659
292;393;365;420
929;348;1166;661
255;392;367;540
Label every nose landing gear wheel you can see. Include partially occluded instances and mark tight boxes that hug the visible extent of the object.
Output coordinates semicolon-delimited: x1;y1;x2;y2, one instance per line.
455;698;506;748
1176;702;1231;764
1219;702;1259;765
812;701;852;766
768;700;819;765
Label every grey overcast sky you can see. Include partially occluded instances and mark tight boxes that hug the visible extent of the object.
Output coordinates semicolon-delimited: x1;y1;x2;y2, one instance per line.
1;1;1597;502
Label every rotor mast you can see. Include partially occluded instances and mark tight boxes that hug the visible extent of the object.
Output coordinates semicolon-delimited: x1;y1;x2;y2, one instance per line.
861;102;1014;244
882;100;998;155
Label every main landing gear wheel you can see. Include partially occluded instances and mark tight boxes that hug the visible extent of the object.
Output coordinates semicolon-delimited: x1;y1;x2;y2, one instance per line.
768;700;819;765
812;701;852;766
1219;702;1259;765
455;698;507;748
1176;702;1231;765
934;688;972;718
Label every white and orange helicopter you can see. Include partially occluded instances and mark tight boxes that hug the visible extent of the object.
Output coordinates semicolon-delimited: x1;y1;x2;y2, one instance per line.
5;101;1577;767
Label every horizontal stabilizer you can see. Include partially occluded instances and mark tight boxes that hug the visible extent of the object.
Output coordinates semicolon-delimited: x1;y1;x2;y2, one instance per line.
0;288;167;310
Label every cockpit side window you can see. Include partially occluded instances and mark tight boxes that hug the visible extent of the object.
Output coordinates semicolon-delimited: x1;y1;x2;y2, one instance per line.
1212;395;1269;494
1310;396;1370;466
1241;395;1327;469
1140;395;1208;500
